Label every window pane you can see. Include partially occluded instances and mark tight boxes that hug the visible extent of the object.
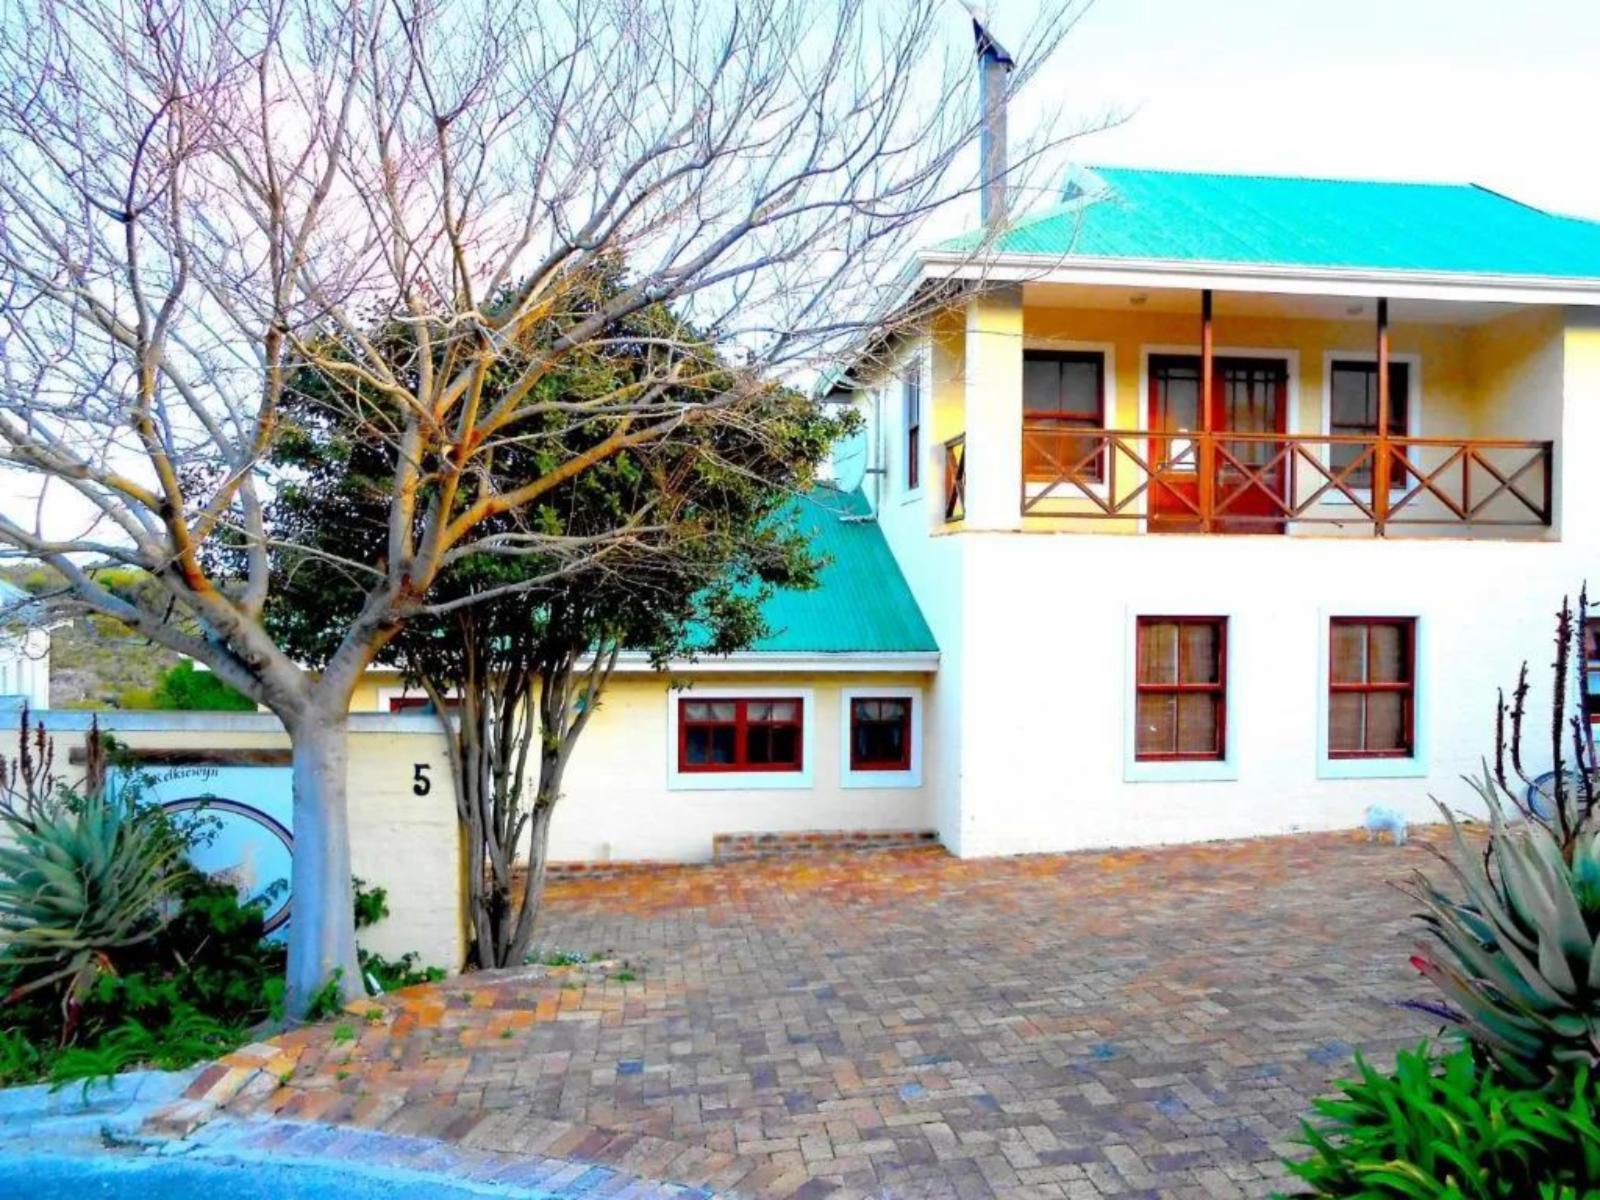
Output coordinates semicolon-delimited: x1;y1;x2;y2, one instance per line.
1179;623;1219;685
1138;622;1178;685
1176;694;1219;756
685;726;736;765
1366;692;1407;752
746;701;773;721
1154;364;1200;433
878;699;907;720
1389;363;1410;434
1368;623;1408;684
684;700;736;722
854;723;905;766
1330;624;1367;685
1060;358;1101;419
1136;694;1177;756
766;700;798;722
1331;362;1408;438
1329;693;1365;753
1023;358;1061;413
1330;365;1375;432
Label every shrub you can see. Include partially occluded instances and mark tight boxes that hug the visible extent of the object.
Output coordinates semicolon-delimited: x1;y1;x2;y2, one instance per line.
122;660;256;712
1285;1043;1600;1198
0;786;188;1014
1404;594;1600;1083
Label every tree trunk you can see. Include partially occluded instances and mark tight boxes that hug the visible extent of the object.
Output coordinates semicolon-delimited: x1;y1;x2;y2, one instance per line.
285;710;363;1015
507;794;556;967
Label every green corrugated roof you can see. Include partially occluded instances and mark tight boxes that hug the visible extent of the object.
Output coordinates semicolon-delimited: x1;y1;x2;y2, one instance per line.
943;166;1600;279
750;487;936;654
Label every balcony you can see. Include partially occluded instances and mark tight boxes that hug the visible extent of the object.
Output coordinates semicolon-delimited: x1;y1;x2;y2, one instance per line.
1017;425;1552;534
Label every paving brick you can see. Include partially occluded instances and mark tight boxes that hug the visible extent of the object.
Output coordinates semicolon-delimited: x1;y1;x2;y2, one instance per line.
203;832;1440;1197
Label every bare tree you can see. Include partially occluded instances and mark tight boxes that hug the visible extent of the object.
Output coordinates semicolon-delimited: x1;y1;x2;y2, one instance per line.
0;0;1089;1010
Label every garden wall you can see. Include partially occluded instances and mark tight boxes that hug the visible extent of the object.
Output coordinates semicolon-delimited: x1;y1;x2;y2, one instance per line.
0;710;464;973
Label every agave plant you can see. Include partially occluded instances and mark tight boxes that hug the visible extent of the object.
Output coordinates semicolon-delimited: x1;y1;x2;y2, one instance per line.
1406;593;1600;1082
1408;781;1600;1081
0;725;186;1018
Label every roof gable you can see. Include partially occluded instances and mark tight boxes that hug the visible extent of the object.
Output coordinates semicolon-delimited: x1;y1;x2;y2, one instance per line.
946;166;1600;280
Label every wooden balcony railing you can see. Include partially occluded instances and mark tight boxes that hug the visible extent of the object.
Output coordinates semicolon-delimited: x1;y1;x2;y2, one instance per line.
1019;425;1553;534
943;434;966;522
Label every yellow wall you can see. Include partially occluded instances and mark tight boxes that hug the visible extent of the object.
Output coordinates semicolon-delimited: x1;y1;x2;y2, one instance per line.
554;670;934;864
0;717;464;971
351;667;937;864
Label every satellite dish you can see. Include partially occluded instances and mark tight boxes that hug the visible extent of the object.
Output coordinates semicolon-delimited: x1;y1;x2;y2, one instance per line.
831;423;869;494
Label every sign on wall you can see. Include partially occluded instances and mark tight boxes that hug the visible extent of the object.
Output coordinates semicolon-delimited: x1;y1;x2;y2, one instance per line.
113;765;295;936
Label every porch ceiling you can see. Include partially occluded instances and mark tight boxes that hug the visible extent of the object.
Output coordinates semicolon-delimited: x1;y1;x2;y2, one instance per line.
1019;281;1526;326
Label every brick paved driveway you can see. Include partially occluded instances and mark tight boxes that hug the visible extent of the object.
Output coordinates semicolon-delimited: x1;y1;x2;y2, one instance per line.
212;831;1446;1199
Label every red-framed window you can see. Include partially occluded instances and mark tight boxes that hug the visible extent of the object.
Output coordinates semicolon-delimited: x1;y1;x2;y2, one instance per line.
904;368;922;491
387;694;460;714
1328;618;1416;758
678;697;803;772
1024;349;1107;483
849;697;912;771
1135;617;1227;761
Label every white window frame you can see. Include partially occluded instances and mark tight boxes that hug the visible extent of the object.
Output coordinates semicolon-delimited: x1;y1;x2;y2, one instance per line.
1021;339;1116;506
666;685;815;791
901;358;924;501
1319;350;1422;506
839;686;924;789
1316;609;1429;780
1122;608;1238;784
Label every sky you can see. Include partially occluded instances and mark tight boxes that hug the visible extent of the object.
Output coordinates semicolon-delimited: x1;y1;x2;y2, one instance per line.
988;0;1600;222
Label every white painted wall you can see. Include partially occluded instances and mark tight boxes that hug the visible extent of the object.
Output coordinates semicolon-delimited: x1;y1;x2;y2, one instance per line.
952;530;1586;856
0;628;50;709
0;711;464;970
851;326;968;851
926;307;1599;857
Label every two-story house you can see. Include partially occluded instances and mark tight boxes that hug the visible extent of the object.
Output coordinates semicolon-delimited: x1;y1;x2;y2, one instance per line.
347;155;1600;871
347;25;1600;870
845;161;1600;858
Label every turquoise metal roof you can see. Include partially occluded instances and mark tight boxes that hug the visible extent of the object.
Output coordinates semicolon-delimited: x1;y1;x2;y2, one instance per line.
944;166;1600;279
749;487;937;655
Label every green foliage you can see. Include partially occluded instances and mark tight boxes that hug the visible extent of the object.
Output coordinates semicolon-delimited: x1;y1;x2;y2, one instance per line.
301;969;347;1023
1402;595;1600;1083
352;877;389;929
1407;783;1600;1083
46;1009;245;1087
1284;1044;1600;1198
120;660;255;712
0;874;283;1086
359;948;445;992
0;1026;45;1085
0;788;188;1008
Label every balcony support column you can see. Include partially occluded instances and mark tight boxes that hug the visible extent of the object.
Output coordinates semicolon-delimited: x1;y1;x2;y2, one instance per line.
1374;297;1391;536
1198;289;1214;531
964;285;1024;528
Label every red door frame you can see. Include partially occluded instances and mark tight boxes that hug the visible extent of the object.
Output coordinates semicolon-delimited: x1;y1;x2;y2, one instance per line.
1147;354;1289;531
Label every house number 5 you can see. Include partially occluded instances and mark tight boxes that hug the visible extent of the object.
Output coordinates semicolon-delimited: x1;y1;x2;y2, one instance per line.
412;763;431;796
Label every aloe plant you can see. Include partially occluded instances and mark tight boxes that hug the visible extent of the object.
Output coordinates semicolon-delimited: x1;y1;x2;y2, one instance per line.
1406;592;1600;1082
1408;782;1600;1081
0;724;186;1014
